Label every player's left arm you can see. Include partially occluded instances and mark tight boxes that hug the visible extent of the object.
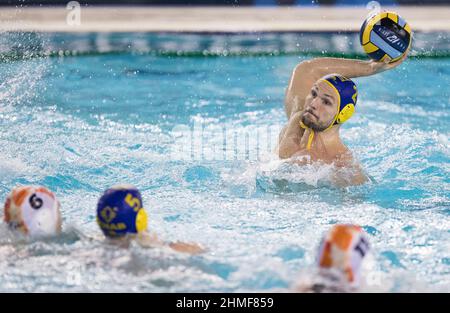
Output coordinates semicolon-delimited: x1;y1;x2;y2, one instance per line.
168;241;205;255
137;232;205;255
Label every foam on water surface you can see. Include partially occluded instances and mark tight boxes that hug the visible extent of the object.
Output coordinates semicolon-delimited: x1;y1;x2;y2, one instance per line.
0;32;449;292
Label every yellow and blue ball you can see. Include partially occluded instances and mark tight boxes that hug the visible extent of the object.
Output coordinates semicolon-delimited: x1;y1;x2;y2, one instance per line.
96;184;148;238
360;11;412;63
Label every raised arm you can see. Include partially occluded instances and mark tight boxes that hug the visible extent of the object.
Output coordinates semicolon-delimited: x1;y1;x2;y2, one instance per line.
285;54;408;119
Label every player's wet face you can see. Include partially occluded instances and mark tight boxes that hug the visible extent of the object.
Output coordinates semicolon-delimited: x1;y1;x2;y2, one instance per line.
301;81;338;132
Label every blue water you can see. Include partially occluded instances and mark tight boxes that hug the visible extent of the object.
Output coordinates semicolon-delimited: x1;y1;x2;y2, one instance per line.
0;33;449;292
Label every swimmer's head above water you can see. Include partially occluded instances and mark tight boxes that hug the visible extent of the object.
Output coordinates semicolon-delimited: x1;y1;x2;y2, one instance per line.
96;185;204;254
96;184;148;239
301;74;358;132
295;224;370;293
316;224;369;287
3;185;62;237
300;74;358;149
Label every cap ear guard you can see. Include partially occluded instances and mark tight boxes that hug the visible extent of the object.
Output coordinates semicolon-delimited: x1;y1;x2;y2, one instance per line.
336;103;355;124
135;208;148;233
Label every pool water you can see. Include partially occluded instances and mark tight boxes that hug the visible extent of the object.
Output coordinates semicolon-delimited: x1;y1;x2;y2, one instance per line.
0;32;449;292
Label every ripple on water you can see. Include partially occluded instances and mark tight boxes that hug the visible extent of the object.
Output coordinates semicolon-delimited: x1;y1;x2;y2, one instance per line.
0;52;449;292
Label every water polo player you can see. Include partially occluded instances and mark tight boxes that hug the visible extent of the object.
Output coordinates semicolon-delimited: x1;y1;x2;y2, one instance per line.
294;224;370;293
97;184;204;254
3;185;62;237
277;53;408;186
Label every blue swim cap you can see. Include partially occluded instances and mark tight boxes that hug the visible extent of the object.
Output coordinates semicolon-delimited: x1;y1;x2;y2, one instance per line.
96;184;148;238
319;74;358;126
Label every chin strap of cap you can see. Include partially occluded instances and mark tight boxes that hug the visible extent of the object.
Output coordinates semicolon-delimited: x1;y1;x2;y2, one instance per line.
299;114;338;151
299;120;315;151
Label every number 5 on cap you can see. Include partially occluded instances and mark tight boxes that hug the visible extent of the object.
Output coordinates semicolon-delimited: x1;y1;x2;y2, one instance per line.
125;193;141;212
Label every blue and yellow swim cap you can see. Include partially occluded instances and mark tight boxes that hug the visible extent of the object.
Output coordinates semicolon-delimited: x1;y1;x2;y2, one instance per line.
96;184;148;238
300;74;358;150
320;74;358;127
